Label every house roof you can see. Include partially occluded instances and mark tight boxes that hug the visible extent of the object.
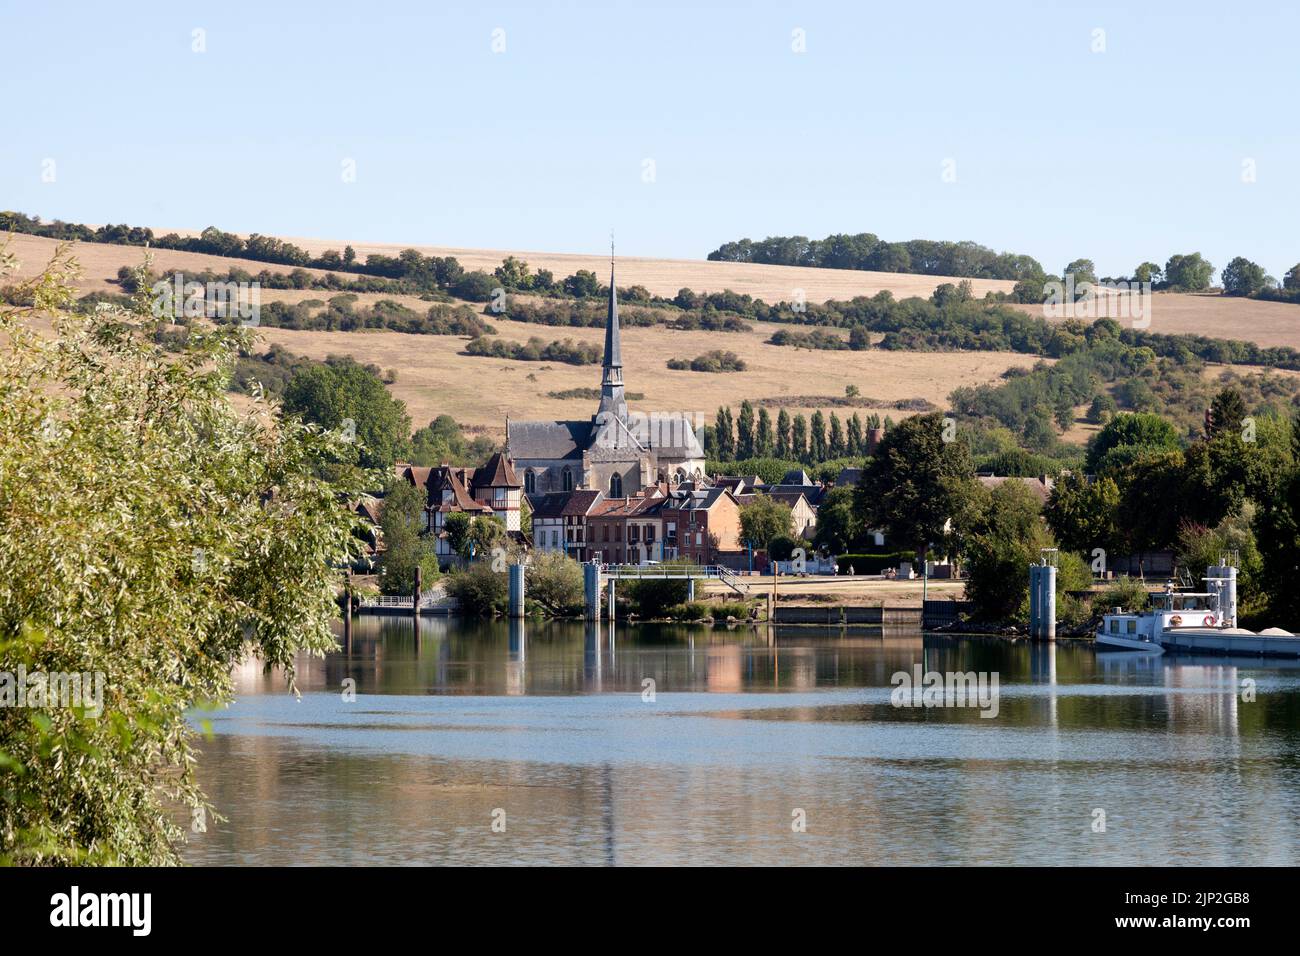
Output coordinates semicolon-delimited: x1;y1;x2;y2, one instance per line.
976;475;1055;505
834;467;863;488
663;485;734;513
762;483;827;506
780;468;815;486
473;452;521;488
527;489;603;519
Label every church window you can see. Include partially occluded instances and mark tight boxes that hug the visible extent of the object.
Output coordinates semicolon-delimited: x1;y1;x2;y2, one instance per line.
524;471;536;494
563;468;574;491
609;473;623;497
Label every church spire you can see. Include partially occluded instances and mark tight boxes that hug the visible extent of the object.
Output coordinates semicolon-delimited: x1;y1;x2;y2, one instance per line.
597;236;626;422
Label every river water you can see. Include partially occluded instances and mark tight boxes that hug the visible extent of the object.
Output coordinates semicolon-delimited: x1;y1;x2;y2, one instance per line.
183;616;1300;866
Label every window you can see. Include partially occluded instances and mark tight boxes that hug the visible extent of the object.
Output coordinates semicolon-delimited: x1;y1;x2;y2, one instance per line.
494;488;507;506
1126;619;1136;634
629;525;639;542
524;471;536;494
603;525;609;542
563;468;573;492
609;473;623;497
645;525;655;543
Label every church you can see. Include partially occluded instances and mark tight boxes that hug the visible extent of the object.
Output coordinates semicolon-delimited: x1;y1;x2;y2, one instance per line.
506;257;706;497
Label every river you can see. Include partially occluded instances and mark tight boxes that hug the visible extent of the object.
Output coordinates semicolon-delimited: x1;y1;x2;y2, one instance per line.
183;616;1300;865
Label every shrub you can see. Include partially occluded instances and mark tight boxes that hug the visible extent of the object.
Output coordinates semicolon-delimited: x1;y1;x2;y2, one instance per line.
527;551;585;616
446;561;508;616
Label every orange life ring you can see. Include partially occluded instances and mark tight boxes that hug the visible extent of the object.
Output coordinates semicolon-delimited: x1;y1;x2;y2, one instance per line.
1203;615;1215;626
1170;615;1182;627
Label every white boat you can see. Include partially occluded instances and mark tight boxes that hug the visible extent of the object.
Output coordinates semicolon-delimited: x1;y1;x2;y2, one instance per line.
1096;570;1300;658
1095;588;1221;653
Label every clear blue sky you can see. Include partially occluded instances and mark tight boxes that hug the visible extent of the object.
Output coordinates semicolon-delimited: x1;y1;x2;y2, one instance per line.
2;0;1297;279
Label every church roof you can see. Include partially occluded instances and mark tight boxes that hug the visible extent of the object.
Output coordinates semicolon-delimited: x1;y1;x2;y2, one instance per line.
602;260;621;370
507;420;593;460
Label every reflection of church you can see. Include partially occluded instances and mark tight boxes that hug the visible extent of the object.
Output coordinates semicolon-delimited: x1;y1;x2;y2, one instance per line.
506;258;706;497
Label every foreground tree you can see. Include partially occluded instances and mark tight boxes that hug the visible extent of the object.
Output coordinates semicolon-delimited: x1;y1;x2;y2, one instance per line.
0;246;368;864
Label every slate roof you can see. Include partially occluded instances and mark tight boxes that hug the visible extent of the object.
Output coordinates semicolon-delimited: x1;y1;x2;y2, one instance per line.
780;468;815;486
527;489;602;519
507;419;593;460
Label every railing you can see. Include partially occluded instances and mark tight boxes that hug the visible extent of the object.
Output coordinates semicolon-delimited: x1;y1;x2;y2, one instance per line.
358;589;457;611
598;564;750;595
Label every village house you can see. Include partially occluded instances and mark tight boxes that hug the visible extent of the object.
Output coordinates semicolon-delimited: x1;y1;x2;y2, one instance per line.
528;489;602;561
394;452;523;560
586;489;666;565
660;485;742;565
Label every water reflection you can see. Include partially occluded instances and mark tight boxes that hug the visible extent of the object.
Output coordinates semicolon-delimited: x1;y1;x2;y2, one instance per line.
193;618;1300;866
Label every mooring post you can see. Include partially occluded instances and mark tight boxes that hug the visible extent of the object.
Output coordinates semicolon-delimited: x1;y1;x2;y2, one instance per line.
1029;564;1040;639
342;569;353;651
412;565;422;622
583;561;601;621
687;576;696;602
508;562;526;619
1043;563;1057;641
608;577;616;623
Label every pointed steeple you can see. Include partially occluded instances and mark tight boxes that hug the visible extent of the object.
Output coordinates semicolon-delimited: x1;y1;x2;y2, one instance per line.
597;237;626;422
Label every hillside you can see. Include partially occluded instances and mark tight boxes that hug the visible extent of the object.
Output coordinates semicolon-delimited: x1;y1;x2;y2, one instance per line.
3;233;1039;436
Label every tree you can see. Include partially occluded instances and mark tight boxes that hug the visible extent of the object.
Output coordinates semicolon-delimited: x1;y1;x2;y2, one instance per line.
812;486;859;554
1064;258;1098;285
1086;412;1181;474
736;400;756;460
828;412;846;458
739;494;793;552
964;482;1092;622
527;551;584;615
443;511;472;556
445;561;507;616
1163;252;1214;291
0;248;365;864
755;407;774;457
461;514;505;560
846;413;863;456
853;412;980;564
791;414;808;462
283;357;412;469
1044;472;1120;556
775;409;792;459
713;406;734;461
1133;261;1162;285
1284;264;1300;292
1208;387;1248;438
809;410;827;462
1221;256;1269;297
378;477;439;595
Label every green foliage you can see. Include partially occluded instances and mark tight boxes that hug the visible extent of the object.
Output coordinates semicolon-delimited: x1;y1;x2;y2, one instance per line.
526;551;585;616
1221;257;1270;297
1163;252;1215;292
1086;412;1181;474
667;350;747;372
812;486;859;554
377;478;439;595
963;481;1054;621
854;412;980;560
445;561;507;616
282;356;412;469
0;244;368;864
465;335;600;365
409;414;498;466
1044;472;1121;555
739;494;794;551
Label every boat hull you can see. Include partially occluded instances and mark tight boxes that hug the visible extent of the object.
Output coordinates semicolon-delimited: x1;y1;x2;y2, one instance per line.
1095;634;1164;653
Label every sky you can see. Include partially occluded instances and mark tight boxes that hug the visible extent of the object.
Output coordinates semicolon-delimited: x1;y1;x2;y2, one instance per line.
2;0;1298;279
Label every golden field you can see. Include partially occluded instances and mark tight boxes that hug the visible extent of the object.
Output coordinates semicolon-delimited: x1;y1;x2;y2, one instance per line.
3;233;1041;436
